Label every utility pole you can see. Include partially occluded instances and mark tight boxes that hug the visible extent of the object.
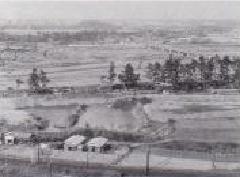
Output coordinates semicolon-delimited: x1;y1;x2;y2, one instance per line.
211;146;216;170
144;119;176;177
2;159;8;177
145;144;150;176
87;150;89;169
49;157;53;177
14;51;16;61
47;149;53;177
37;141;40;163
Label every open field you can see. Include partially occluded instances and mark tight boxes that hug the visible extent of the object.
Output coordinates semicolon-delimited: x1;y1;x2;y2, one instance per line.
1;93;240;145
0;43;164;90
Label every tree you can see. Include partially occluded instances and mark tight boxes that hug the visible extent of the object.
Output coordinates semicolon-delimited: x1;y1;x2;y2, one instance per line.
118;63;140;89
125;63;134;78
163;58;180;88
109;61;116;83
234;63;240;88
155;62;161;71
146;63;154;80
29;68;40;91
29;68;50;92
15;78;23;89
39;70;50;88
220;56;231;86
146;62;162;82
206;58;214;81
152;62;161;82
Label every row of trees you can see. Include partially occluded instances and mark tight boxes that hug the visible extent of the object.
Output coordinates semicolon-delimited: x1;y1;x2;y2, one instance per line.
105;55;240;91
147;55;240;90
103;61;140;89
118;63;140;89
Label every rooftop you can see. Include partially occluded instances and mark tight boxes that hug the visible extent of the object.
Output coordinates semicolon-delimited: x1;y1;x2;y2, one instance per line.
64;135;85;146
87;137;108;147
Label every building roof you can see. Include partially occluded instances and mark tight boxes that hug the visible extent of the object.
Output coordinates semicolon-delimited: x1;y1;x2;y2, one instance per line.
64;135;85;146
4;132;14;137
87;137;108;147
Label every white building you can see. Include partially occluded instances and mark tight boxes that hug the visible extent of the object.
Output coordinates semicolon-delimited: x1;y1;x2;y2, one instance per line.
87;137;108;153
64;135;86;151
4;132;15;144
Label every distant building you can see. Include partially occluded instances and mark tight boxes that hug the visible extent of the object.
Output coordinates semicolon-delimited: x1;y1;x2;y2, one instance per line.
4;132;15;144
64;135;86;151
87;137;108;153
28;68;51;94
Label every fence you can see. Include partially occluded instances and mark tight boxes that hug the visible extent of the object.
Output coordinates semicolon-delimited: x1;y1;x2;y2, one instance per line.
144;148;240;162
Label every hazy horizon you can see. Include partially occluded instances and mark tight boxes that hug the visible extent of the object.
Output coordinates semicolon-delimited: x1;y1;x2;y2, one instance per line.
0;1;239;21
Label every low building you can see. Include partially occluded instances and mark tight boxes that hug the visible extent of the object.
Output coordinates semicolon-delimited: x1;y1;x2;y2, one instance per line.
64;135;86;151
4;132;15;144
87;137;108;153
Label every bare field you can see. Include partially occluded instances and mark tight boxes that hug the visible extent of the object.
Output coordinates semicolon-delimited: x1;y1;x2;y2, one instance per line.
1;93;240;144
0;43;162;90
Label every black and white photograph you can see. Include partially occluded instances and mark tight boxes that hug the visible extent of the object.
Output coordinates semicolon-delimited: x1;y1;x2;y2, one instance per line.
0;1;240;176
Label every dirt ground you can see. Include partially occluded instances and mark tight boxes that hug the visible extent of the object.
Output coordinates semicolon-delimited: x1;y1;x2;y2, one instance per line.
1;93;240;145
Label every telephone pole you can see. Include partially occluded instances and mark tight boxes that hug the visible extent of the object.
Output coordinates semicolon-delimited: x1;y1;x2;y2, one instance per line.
144;119;176;177
86;150;89;169
37;142;40;163
145;144;150;176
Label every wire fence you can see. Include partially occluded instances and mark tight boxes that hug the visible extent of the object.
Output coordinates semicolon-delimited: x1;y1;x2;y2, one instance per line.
135;148;240;162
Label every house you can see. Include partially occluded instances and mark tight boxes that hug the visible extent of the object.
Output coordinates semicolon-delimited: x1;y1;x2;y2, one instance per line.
87;137;109;153
4;132;15;144
64;135;86;151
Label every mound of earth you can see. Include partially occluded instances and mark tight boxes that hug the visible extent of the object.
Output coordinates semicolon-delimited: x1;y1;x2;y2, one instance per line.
76;103;148;133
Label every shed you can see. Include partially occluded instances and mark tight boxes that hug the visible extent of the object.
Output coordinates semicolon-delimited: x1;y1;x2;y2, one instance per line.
87;137;108;152
64;135;86;151
4;132;15;144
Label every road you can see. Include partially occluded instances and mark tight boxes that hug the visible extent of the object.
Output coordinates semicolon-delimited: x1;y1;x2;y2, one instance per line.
0;144;240;175
0;159;240;177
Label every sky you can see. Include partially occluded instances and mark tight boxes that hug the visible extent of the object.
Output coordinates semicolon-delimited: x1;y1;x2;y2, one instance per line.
0;1;240;20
